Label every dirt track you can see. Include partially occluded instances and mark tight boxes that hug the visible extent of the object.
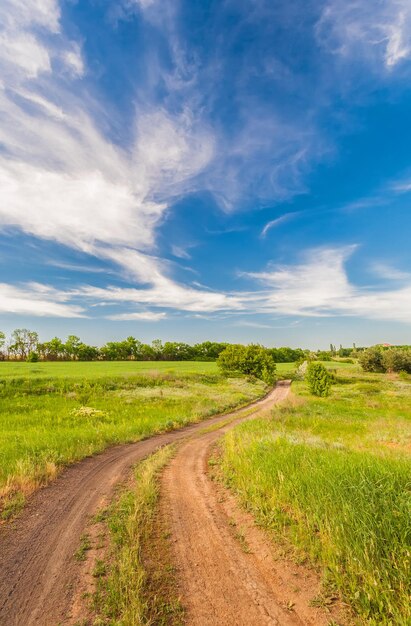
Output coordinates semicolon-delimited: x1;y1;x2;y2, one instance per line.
162;382;340;625
0;386;282;626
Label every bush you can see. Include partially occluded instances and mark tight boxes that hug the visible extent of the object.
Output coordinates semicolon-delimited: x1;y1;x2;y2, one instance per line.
305;362;332;396
358;347;385;372
217;344;276;384
26;351;39;363
382;349;411;374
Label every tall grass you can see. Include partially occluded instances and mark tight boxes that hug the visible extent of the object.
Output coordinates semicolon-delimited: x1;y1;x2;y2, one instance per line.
93;444;178;625
220;372;411;624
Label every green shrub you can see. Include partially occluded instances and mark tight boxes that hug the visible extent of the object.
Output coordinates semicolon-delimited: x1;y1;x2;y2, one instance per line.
26;351;39;363
305;362;332;396
358;347;384;372
382;349;411;374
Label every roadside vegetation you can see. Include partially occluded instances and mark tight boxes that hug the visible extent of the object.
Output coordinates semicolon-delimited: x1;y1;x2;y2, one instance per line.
92;445;182;626
219;365;411;624
0;363;267;519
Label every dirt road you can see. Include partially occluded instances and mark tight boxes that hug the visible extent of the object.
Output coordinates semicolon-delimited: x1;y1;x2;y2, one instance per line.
162;382;339;625
0;386;282;626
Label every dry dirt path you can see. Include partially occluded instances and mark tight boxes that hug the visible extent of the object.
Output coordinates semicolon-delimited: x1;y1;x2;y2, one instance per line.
162;382;340;626
0;386;281;626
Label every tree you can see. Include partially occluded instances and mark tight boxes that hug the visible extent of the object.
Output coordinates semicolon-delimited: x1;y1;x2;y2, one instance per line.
9;329;39;360
65;335;82;360
38;337;65;361
306;362;332;397
193;341;228;361
0;331;5;360
217;344;276;384
358;347;385;372
76;343;99;361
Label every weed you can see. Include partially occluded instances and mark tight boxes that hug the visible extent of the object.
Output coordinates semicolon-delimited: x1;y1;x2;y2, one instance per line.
74;534;92;562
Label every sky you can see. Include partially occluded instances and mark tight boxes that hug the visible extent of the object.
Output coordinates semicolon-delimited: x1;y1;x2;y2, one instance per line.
0;0;410;349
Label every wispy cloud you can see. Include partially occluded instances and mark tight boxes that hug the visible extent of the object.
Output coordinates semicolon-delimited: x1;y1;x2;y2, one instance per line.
106;311;166;321
0;283;84;317
247;246;411;323
260;212;300;238
317;0;411;70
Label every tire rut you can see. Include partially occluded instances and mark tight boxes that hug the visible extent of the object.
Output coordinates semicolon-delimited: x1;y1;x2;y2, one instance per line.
162;382;336;625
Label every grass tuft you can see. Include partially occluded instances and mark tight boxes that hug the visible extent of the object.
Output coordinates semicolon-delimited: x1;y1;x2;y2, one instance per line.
93;444;180;625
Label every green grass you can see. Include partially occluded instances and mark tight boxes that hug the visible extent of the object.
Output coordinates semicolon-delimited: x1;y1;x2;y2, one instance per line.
0;361;268;513
0;360;219;379
219;370;411;625
93;444;182;625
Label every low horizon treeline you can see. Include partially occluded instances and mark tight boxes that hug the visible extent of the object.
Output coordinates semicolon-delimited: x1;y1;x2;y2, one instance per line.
0;328;407;363
0;329;308;363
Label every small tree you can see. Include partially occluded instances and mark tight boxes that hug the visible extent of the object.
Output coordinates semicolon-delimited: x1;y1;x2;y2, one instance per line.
306;362;332;397
26;351;39;362
217;344;276;384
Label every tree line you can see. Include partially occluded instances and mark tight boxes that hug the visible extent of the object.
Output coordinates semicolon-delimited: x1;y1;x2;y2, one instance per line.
0;329;309;363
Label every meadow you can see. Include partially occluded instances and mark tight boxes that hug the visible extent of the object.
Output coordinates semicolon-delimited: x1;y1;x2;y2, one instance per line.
0;361;269;519
219;365;411;625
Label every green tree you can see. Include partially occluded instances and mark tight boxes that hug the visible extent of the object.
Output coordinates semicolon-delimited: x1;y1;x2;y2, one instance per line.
0;331;5;360
306;362;332;397
9;329;39;360
65;335;82;360
217;344;276;384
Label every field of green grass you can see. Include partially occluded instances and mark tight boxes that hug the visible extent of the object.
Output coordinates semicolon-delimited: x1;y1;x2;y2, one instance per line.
0;361;269;519
219;366;411;625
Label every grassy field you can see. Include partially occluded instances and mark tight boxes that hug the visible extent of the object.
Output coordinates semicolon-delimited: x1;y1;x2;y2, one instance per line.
0;361;269;519
219;366;411;625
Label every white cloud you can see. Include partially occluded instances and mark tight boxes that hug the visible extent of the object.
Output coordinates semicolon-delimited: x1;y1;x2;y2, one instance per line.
317;0;411;70
0;3;219;313
62;43;85;77
260;212;299;238
107;311;166;321
0;283;84;317
0;32;51;78
247;246;411;323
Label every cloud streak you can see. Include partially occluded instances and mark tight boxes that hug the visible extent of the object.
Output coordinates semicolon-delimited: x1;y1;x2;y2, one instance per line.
317;0;411;70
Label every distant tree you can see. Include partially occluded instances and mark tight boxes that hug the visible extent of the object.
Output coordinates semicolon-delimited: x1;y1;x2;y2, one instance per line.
218;344;276;384
151;339;163;361
358;347;385;373
306;362;332;397
76;343;99;361
126;337;143;360
0;331;5;360
65;335;82;360
193;341;228;361
38;337;65;361
162;342;194;361
9;329;39;360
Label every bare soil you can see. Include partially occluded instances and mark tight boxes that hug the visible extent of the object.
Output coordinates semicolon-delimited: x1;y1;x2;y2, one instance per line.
162;383;348;625
0;387;278;626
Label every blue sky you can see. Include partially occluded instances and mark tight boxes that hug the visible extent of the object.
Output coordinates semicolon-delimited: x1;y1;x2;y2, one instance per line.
0;0;410;348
